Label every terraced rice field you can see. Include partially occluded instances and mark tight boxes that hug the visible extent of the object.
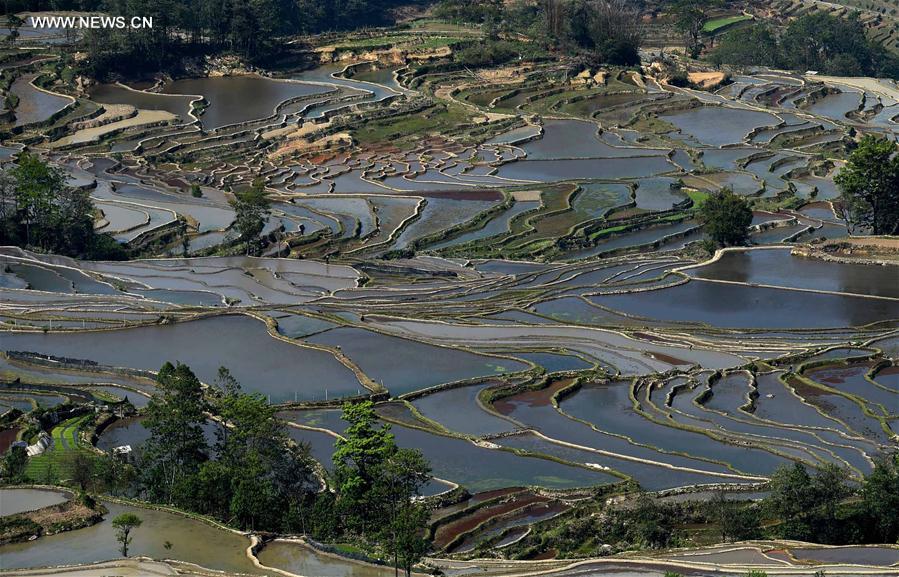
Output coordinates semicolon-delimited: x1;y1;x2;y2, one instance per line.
1;21;898;575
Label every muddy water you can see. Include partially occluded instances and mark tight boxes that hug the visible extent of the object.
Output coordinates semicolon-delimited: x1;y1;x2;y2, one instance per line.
0;488;68;516
162;76;329;130
412;383;516;436
514;352;593;373
592;280;899;328
0;501;267;574
562;383;789;475
1;315;361;403
570;220;698;259
690;248;899;299
293;64;398;102
496;432;739;491
521;119;667;159
806;90;862;121
430;200;541;250
89;84;195;120
789;546;899;566
258;540;396;577
88;385;151;408
662;106;779;146
494;383;735;477
634;177;687;211
497;156;673;182
280;407;614;491
10;74;70;127
805;363;898;415
307;327;527;395
873;365;899;392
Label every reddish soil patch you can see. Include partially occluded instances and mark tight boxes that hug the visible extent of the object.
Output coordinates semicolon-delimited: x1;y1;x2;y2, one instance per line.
433;493;549;549
646;351;692;365
493;379;575;415
530;548;558;560
787;376;837;412
631;331;668;343
764;549;793;563
0;428;20;453
805;362;873;386
470;487;524;505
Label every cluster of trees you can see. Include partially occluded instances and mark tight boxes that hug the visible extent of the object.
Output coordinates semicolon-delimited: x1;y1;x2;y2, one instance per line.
667;0;720;59
766;459;899;543
525;456;899;558
438;0;643;67
138;364;318;530
0;0;419;76
108;362;429;575
0;153;125;259
711;12;899;78
318;402;431;577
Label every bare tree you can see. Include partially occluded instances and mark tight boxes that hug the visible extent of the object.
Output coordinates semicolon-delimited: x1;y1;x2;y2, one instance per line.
588;0;643;53
542;0;566;40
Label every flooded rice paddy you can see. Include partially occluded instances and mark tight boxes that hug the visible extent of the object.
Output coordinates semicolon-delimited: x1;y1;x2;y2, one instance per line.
2;315;363;402
0;500;264;573
2;41;899;575
0;487;69;516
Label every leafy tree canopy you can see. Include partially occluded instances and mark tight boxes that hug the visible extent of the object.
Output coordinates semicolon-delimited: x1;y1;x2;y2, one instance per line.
698;187;752;246
835;135;899;235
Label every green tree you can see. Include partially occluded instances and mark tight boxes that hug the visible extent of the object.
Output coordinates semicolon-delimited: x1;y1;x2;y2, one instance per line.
710;25;779;67
333;401;395;536
861;454;899;543
142;362;210;504
1;156;117;258
9;152;66;247
781;13;872;75
230;179;271;255
810;463;852;541
766;462;815;539
698;187;752;246
710;490;761;542
835;135;899;235
391;503;430;577
112;512;142;557
209;368;317;529
94;453;136;496
2;445;28;482
70;451;96;492
606;493;679;549
381;449;430;577
670;0;721;58
4;14;23;44
765;463;851;542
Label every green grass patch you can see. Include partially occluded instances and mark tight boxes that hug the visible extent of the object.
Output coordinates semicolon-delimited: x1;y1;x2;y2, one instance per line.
588;223;629;241
687;189;710;207
25;414;93;483
703;14;752;33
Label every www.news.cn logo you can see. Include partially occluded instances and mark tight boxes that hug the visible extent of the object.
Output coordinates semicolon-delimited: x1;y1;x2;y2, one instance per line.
29;15;154;29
